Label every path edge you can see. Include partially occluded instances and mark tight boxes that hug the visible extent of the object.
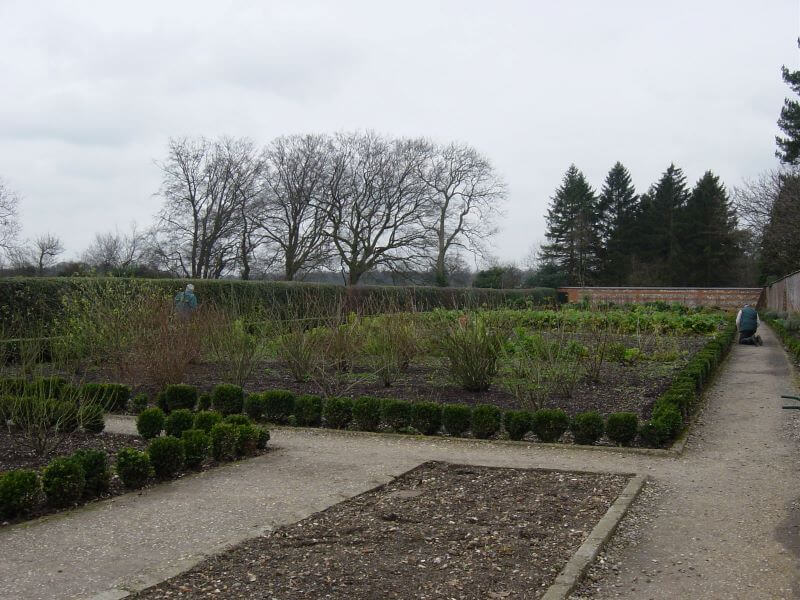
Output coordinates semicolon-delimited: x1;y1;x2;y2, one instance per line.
541;474;647;600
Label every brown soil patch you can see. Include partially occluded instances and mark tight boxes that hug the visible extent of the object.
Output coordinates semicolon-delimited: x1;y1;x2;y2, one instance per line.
133;462;630;600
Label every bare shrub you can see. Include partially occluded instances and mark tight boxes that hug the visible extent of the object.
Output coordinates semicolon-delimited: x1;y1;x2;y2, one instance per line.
363;313;420;387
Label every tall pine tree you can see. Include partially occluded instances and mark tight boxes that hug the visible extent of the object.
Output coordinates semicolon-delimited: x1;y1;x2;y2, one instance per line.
541;165;601;286
760;173;800;281
776;40;800;165
634;164;690;285
678;171;741;286
596;162;638;285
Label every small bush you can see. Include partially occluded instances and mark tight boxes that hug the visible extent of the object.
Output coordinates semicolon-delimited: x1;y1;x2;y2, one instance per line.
471;404;501;439
243;394;266;421
42;457;85;508
181;429;211;469
79;402;106;433
163;384;198;412
224;414;252;426
165;408;195;438
651;402;683;438
235;423;260;456
256;426;270;449
212;384;244;416
606;412;639;446
28;376;69;400
639;419;670;447
442;403;472;436
410;402;442;435
294;394;323;427
210;422;238;461
504;410;533;441
72;449;110;497
381;399;412;431
197;392;212;411
440;315;504;392
193;410;223;433
531;409;569;443
322;397;353;429
352;396;382;432
116;447;153;488
148;436;185;479
130;393;149;415
262;390;296;424
0;469;40;518
102;384;131;412
136;407;165;439
569;411;604;445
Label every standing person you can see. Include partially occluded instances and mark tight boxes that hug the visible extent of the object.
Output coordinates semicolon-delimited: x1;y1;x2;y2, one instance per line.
736;303;762;346
174;283;198;317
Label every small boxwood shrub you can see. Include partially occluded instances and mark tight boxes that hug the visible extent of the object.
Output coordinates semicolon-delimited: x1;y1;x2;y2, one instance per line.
606;412;639;446
262;390;296;424
0;469;40;518
381;399;412;431
79;402;105;433
225;414;252;426
410;402;442;435
235;424;260;456
136;407;165;439
569;411;604;445
148;436;185;479
210;422;238;461
181;429;211;469
72;449;110;497
80;383;131;412
116;447;152;488
243;394;266;421
651;402;683;438
504;410;532;441
193;410;223;433
639;419;670;447
442;403;471;436
130;393;149;415
28;376;69;400
197;392;212;411
42;457;85;508
352;396;382;431
212;384;244;416
256;426;270;449
471;404;501;439
294;394;323;427
322;397;353;429
532;409;569;443
163;384;198;412
165;408;195;438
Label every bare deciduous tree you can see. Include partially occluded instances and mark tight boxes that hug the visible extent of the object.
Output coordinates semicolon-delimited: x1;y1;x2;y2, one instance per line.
82;223;149;270
0;177;21;256
153;137;263;278
418;142;506;286
731;169;793;245
32;233;64;273
323;132;430;285
256;134;333;280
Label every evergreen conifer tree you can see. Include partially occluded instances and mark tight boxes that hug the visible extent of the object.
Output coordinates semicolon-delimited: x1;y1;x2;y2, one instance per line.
596;162;638;285
776;40;800;165
634;164;690;285
678;171;741;286
760;173;800;281
541;165;601;286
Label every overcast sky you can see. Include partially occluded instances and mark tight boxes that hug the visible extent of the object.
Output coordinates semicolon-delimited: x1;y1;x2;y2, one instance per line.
0;0;797;267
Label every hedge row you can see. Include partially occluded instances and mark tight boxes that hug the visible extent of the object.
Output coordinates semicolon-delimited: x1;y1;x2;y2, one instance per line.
0;277;557;334
764;316;800;361
0;416;269;520
0;377;130;413
640;319;737;446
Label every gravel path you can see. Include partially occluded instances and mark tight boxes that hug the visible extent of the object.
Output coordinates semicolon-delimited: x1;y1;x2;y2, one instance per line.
0;326;798;599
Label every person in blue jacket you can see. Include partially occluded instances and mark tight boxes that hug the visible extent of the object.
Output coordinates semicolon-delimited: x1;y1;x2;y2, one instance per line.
735;304;762;346
174;283;198;317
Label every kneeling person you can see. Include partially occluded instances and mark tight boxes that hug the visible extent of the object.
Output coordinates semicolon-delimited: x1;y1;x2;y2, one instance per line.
736;303;762;346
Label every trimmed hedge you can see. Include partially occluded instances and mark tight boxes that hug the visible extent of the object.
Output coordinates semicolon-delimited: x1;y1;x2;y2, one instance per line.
569;411;604;446
606;412;638;446
323;397;353;429
194;410;223;433
504;410;532;441
442;403;471;436
210;422;238;461
410;401;442;435
165;409;195;438
137;407;165;439
148;436;186;478
42;457;85;508
79;383;130;412
0;277;556;335
381;399;412;431
182;429;211;468
243;394;266;421
78;402;106;433
161;384;198;413
531;409;569;443
0;469;40;518
212;384;244;416
262;390;295;424
471;404;501;439
352;396;382;432
294;394;323;427
72;449;110;497
116;447;152;488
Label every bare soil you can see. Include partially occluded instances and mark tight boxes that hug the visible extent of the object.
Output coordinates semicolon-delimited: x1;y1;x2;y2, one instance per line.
132;461;629;600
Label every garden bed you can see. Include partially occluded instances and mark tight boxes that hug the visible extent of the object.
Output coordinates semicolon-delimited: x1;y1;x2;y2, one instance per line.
133;461;630;600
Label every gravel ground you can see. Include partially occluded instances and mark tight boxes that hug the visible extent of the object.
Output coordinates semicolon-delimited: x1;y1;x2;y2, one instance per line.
133;463;629;600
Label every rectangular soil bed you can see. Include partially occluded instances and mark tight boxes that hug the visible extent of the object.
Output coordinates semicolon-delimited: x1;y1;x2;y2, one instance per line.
133;462;631;599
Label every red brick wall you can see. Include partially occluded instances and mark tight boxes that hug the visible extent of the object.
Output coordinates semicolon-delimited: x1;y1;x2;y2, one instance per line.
558;287;763;310
764;270;800;313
